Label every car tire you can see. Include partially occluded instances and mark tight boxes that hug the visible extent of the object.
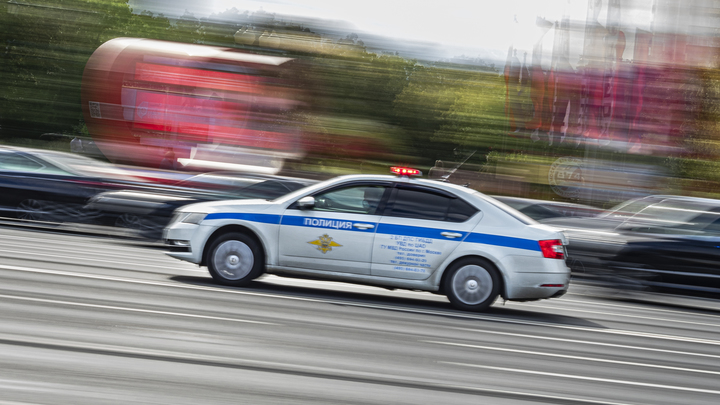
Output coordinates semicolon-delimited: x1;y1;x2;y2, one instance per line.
444;258;500;311
17;199;48;221
206;232;264;286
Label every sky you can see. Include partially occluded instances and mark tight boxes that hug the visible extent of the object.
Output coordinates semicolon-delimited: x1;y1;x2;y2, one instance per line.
210;0;577;57
131;0;583;58
130;0;663;64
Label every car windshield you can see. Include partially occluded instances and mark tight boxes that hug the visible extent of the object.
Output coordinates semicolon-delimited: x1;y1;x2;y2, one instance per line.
38;151;137;181
630;200;720;233
177;174;266;192
599;196;662;218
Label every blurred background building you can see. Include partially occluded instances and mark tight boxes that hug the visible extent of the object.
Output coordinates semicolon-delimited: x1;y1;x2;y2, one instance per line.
3;0;720;206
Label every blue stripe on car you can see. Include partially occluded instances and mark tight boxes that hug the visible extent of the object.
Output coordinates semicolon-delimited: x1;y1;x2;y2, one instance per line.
204;213;540;252
464;232;541;251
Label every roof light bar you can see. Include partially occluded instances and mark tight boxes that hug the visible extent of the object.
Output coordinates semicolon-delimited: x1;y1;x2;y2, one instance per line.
390;167;422;176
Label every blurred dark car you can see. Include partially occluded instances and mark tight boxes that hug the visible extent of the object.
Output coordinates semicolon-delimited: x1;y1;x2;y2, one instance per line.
86;172;318;239
542;195;720;297
0;146;142;223
491;196;601;221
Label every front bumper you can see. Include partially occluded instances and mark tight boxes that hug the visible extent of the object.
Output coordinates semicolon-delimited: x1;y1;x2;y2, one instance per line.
163;222;214;264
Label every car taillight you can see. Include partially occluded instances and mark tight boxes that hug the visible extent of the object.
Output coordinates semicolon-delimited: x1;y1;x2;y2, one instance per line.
538;239;565;259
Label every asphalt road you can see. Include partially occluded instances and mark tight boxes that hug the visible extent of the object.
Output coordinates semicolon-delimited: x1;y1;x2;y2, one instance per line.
0;225;719;405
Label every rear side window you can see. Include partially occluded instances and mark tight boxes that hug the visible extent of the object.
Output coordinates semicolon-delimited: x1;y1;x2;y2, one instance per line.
386;188;478;222
447;198;478;222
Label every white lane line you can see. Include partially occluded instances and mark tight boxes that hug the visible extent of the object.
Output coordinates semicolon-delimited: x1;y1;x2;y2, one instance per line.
0;249;181;271
507;303;720;329
0;234;174;264
0;233;144;252
0;332;639;405
0;242;173;265
2;263;720;348
425;340;720;376
545;295;720;319
450;328;720;360
0;293;278;326
442;362;720;396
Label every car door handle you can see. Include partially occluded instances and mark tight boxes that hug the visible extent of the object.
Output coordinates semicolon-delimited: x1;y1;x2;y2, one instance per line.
441;232;463;239
353;223;375;230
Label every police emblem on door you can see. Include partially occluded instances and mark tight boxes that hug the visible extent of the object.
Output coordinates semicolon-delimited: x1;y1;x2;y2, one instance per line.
308;234;342;254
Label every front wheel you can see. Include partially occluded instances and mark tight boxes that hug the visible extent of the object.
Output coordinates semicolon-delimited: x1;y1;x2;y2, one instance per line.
444;258;500;311
206;232;264;286
17;199;49;221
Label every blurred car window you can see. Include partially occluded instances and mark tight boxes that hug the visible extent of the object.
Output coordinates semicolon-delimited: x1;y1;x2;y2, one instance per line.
626;199;720;234
386;187;477;222
491;195;598;222
176;174;263;192
387;188;450;221
447;198;478;223
519;204;564;221
313;185;381;214
37;151;136;180
700;213;720;234
601;196;665;218
0;152;45;172
239;180;292;199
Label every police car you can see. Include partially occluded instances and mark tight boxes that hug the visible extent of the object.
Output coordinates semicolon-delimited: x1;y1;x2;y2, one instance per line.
163;167;570;311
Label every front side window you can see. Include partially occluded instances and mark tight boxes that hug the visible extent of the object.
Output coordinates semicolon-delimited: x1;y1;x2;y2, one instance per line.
312;185;387;215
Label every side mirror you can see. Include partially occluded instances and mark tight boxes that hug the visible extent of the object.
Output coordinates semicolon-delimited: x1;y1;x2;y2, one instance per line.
297;196;315;210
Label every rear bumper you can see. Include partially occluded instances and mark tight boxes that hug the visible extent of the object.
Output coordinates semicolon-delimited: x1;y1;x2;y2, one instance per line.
504;271;570;301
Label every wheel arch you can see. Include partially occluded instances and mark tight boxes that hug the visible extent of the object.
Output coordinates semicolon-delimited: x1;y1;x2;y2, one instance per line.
201;224;267;268
438;254;508;300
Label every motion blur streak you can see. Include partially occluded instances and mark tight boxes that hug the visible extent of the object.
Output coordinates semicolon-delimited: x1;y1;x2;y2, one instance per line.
0;227;719;404
3;0;720;402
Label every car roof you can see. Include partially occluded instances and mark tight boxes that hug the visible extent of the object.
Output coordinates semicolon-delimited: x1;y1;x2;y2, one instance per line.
324;174;481;194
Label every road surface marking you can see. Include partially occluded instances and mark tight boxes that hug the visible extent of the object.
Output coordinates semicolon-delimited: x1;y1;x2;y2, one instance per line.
443;362;720;395
449;328;720;360
0;293;277;326
426;340;720;375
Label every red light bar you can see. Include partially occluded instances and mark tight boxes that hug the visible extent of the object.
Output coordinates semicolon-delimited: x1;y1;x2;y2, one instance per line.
390;167;422;176
538;239;565;260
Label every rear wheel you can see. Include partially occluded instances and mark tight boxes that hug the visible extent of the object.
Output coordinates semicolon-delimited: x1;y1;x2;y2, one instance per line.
206;232;264;286
444;258;500;311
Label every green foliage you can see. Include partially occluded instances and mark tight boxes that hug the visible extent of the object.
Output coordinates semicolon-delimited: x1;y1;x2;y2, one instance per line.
432;73;506;151
393;66;505;165
0;0;202;138
1;2;509;174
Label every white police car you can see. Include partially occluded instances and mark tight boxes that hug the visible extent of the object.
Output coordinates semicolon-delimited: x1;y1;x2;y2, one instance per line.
164;167;570;311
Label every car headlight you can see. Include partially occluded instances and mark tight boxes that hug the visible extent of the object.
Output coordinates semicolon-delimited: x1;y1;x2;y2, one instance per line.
172;212;207;225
